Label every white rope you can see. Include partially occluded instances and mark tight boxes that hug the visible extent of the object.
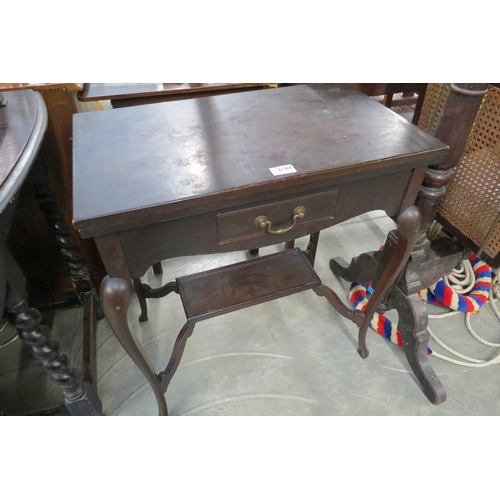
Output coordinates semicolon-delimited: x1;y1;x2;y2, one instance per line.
490;291;500;319
446;259;475;294
465;304;500;347
428;310;461;319
427;326;498;365
427;220;444;241
493;271;500;300
427;265;500;367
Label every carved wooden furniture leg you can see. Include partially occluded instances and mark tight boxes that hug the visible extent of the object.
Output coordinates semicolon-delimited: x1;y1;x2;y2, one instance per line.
28;161;104;392
28;163;100;312
152;262;163;275
101;275;169;416
392;287;446;404
329;229;466;405
133;260;163;321
4;251;102;415
159;322;195;392
327;123;478;403
304;231;320;266
356;206;421;358
133;278;149;322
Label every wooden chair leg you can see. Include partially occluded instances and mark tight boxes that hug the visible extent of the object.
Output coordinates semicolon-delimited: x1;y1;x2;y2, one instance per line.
133;278;149;322
152;262;163;275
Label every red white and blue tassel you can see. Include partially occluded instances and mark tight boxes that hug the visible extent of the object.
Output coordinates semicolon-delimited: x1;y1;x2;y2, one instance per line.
348;253;492;357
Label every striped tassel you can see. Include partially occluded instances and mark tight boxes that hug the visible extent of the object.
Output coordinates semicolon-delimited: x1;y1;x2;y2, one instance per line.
348;254;492;355
418;254;491;312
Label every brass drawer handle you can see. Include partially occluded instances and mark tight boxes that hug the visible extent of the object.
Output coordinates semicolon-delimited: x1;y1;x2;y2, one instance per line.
254;206;306;235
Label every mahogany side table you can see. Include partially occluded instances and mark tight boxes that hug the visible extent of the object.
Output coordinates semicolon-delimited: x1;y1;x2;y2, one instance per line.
73;84;449;415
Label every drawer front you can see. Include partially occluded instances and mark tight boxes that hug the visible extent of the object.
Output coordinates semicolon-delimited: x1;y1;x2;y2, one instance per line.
216;189;339;244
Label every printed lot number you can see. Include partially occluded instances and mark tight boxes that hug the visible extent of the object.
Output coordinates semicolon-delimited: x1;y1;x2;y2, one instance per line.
269;164;297;176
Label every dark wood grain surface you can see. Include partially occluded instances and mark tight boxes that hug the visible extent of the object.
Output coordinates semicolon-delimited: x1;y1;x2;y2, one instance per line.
177;247;320;322
78;83;273;102
73;84;448;236
0;90;39;189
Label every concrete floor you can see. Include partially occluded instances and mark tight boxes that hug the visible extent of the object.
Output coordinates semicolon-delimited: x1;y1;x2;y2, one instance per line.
96;212;500;416
4;210;499;416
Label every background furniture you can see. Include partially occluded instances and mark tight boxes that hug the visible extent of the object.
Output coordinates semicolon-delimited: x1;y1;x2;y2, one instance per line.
0;89;101;415
0;83;106;309
77;83;285;108
348;83;428;124
417;83;500;268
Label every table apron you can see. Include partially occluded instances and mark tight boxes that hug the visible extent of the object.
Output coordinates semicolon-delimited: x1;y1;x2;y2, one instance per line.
95;168;419;279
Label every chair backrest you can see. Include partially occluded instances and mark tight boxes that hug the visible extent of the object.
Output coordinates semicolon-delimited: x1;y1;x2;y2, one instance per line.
418;84;500;268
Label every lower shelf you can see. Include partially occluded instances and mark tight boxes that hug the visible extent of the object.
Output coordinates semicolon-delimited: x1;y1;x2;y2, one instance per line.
177;248;321;323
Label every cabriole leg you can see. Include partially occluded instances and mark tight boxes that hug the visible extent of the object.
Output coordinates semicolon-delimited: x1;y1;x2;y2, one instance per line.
101;275;168;416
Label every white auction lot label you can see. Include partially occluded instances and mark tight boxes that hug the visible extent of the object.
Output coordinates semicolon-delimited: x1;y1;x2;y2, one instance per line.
269;164;297;176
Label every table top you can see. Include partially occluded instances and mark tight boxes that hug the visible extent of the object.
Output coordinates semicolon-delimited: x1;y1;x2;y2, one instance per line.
0;90;47;212
73;84;448;236
77;83;274;102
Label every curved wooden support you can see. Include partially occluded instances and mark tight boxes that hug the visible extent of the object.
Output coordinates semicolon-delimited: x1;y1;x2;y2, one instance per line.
101;276;168;416
140;281;179;299
137;281;179;323
357;205;421;359
313;284;365;328
134;280;179;323
392;287;446;404
159;322;195;392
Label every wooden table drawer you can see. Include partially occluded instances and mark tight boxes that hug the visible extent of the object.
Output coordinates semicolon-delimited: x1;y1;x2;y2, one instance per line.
216;189;339;244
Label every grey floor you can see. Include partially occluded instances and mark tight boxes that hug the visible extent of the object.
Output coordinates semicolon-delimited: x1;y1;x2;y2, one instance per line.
100;212;500;416
4;210;500;416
